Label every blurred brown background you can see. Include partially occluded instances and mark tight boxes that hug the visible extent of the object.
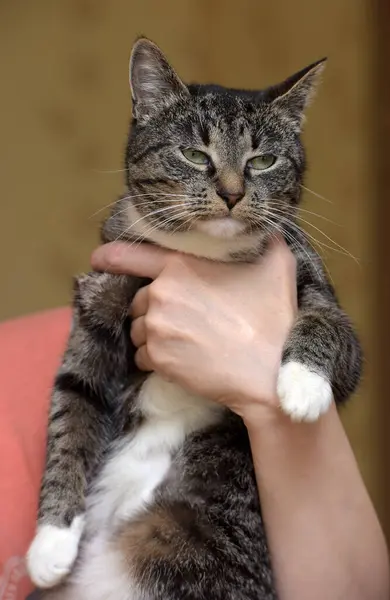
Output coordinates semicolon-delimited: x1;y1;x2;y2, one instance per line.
1;0;388;541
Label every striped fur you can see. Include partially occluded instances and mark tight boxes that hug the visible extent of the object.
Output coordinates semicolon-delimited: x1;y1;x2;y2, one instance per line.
27;39;362;600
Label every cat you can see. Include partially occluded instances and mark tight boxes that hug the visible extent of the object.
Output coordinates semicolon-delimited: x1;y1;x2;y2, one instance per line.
26;38;362;600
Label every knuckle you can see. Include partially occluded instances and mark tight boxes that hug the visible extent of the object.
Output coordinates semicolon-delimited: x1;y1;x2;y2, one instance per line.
148;280;169;303
135;349;149;371
144;312;156;333
145;340;160;366
144;311;170;337
130;320;139;341
130;318;136;336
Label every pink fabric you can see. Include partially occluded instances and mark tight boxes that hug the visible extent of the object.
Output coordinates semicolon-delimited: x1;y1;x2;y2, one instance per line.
0;308;71;600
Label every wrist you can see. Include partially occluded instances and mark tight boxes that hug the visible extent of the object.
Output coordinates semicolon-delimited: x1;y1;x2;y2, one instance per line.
220;383;283;428
243;399;340;439
241;400;286;432
219;337;288;425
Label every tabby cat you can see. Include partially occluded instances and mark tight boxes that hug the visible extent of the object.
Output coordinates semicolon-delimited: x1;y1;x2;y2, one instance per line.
26;38;362;600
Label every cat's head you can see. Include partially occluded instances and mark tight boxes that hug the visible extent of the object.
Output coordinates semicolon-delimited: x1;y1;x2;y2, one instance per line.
107;39;325;258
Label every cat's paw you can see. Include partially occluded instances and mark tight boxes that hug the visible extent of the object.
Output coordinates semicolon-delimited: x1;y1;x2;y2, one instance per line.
26;515;85;589
277;361;333;422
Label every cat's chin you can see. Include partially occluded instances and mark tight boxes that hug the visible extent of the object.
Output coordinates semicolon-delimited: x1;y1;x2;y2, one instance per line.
195;217;246;239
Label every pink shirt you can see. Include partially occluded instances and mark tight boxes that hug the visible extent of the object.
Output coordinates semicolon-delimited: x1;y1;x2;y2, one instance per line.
0;308;71;600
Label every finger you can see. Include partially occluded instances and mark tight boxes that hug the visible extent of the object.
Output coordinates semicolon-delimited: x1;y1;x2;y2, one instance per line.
131;286;149;319
130;316;146;348
91;242;174;279
134;345;154;372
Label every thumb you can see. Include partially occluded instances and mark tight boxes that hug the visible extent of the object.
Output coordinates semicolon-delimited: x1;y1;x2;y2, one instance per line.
91;242;174;279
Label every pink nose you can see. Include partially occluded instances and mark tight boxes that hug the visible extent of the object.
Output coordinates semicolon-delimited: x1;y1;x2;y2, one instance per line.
216;188;245;209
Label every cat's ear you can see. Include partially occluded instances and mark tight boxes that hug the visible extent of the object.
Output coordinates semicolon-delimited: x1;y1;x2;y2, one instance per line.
129;38;189;122
269;58;326;128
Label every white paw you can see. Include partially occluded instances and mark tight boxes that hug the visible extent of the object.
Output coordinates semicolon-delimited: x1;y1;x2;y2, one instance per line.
277;361;333;422
26;515;85;589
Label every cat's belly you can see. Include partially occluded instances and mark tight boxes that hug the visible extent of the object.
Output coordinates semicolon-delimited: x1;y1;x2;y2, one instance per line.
57;374;223;600
86;373;222;532
58;533;145;600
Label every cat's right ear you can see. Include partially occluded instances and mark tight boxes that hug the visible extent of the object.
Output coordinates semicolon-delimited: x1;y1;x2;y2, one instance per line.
129;38;189;122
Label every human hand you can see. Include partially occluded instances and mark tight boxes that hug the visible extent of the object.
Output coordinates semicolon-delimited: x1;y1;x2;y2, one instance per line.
91;238;297;422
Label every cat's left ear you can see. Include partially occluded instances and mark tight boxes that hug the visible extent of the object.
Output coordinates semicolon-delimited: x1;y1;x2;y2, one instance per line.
129;38;189;122
269;58;326;129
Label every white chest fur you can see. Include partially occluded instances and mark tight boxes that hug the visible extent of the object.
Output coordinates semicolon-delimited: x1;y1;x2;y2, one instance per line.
87;374;223;532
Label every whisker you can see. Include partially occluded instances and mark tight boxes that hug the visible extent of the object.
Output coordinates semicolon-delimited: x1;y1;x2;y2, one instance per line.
89;198;124;218
101;210;191;270
108;201;188;222
267;209;332;258
124;208;193;252
133;205;189;226
154;209;196;232
293;216;359;264
296;206;340;227
266;202;359;263
142;206;206;242
262;213;325;282
112;205;189;245
92;168;129;174
271;213;354;272
261;220;288;250
283;223;335;286
300;184;333;204
89;193;198;219
263;221;329;283
129;197;197;210
167;211;203;235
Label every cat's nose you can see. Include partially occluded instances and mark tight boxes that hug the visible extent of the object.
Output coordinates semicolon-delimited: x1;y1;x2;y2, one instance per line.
216;187;245;209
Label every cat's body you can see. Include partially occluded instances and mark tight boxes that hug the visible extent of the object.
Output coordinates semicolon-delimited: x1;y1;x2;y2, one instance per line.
26;40;362;600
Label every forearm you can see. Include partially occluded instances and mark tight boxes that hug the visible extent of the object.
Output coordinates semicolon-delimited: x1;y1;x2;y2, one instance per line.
245;403;389;600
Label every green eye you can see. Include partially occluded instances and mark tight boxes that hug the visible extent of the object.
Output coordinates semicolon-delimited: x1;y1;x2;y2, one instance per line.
182;148;210;166
247;154;276;171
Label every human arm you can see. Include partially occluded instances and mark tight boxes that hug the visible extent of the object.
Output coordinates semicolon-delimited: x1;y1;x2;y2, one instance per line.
245;405;389;600
92;239;389;600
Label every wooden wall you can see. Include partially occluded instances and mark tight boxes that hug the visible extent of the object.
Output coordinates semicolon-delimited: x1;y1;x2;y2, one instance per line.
1;1;385;534
374;0;390;541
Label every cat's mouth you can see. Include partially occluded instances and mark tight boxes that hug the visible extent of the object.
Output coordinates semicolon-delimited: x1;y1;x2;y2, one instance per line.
195;217;247;239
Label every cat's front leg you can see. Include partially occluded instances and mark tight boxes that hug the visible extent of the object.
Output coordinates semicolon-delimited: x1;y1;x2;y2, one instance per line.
277;292;362;422
26;383;113;589
27;273;141;589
